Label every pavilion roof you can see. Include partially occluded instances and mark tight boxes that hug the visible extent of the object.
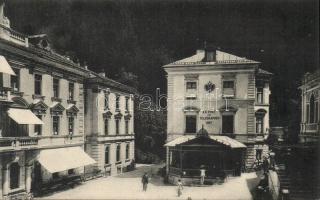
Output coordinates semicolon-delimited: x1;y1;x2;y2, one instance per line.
164;135;246;148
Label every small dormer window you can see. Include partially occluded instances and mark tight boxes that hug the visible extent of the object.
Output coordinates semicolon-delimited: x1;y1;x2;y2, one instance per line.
40;39;48;48
205;51;216;62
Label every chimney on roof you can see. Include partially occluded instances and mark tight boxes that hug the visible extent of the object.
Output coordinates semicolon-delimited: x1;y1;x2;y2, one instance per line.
204;43;216;62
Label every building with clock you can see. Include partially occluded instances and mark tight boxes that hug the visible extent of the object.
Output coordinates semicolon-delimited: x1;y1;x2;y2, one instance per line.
163;46;272;184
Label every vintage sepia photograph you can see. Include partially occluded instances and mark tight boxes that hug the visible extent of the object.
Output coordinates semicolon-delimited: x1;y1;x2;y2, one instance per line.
0;0;319;199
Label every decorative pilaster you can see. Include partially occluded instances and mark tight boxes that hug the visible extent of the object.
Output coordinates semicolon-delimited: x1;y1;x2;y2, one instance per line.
166;147;169;175
25;165;32;193
2;167;9;196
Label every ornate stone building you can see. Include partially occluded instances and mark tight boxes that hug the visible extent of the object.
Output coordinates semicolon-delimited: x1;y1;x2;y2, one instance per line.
299;69;320;144
0;2;136;199
163;47;272;184
85;72;136;176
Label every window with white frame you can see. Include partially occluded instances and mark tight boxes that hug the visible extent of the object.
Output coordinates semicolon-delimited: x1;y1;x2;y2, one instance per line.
256;87;264;104
116;95;120;110
68;117;74;135
126;143;130;160
223;80;235;97
185;115;197;133
34;74;42;95
52;116;59;135
256;116;264;134
125;120;129;134
115;119;120;135
11;68;19;92
125;97;129;111
105;145;110;164
35;115;42;135
104;93;109;110
116;144;121;162
104;118;109;135
309;94;315;123
53;78;59;98
69;82;74;100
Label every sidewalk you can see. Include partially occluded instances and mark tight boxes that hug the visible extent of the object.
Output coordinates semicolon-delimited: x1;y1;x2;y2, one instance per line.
40;164;256;200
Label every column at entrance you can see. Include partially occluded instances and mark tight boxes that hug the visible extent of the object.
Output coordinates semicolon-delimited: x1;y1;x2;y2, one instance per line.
166;147;169;175
2;167;9;196
25;165;32;193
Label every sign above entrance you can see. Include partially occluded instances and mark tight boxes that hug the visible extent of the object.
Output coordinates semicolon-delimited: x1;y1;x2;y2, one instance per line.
200;110;220;125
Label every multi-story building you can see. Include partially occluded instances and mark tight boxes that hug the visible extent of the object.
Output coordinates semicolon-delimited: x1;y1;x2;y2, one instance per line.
163;47;272;184
0;2;138;198
0;3;97;199
299;69;320;144
85;72;136;176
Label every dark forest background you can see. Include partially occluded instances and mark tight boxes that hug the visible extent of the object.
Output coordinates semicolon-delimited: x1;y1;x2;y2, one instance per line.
5;0;319;161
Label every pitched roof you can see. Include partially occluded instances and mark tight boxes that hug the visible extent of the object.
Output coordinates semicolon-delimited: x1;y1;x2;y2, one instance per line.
86;71;138;94
165;50;259;67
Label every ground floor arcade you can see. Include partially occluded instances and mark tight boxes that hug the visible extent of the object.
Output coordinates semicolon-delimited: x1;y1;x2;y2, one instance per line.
0;146;96;199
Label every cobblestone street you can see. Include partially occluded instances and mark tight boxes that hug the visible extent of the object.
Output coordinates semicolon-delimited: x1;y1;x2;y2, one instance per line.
39;164;258;200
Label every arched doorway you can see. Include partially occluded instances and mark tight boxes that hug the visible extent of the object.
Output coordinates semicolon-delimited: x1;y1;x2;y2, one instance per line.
31;161;42;195
9;162;20;189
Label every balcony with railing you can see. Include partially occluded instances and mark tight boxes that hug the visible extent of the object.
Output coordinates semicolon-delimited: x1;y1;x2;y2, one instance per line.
37;134;84;148
0;24;28;47
0;137;39;152
300;123;320;136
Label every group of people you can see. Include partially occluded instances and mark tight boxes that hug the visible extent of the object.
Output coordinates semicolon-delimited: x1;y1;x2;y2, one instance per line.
141;173;184;197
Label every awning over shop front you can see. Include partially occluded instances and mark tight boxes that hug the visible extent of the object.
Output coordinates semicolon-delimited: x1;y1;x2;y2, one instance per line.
0;55;15;75
164;135;246;148
7;108;44;124
38;147;96;173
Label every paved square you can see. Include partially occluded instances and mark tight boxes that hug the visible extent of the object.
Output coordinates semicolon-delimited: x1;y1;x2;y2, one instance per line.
39;164;257;200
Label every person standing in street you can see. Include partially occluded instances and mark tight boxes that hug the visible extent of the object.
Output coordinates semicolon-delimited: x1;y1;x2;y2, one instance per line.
200;167;206;185
177;179;183;197
141;172;149;192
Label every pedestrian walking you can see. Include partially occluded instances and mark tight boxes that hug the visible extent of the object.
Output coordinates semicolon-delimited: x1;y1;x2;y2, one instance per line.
177;179;183;197
141;172;149;192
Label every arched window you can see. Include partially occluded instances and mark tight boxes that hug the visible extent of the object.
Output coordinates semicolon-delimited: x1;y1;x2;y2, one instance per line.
310;94;315;123
116;145;121;162
10;162;20;189
105;145;109;164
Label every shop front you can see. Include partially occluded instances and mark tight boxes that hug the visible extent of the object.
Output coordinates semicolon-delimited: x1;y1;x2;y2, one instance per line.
32;147;96;196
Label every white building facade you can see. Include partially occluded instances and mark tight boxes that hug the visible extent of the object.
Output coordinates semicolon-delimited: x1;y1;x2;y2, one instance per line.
85;73;136;176
0;2;136;199
164;47;272;177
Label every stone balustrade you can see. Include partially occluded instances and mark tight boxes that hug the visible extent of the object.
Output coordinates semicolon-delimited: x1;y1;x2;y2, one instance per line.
0;137;39;152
